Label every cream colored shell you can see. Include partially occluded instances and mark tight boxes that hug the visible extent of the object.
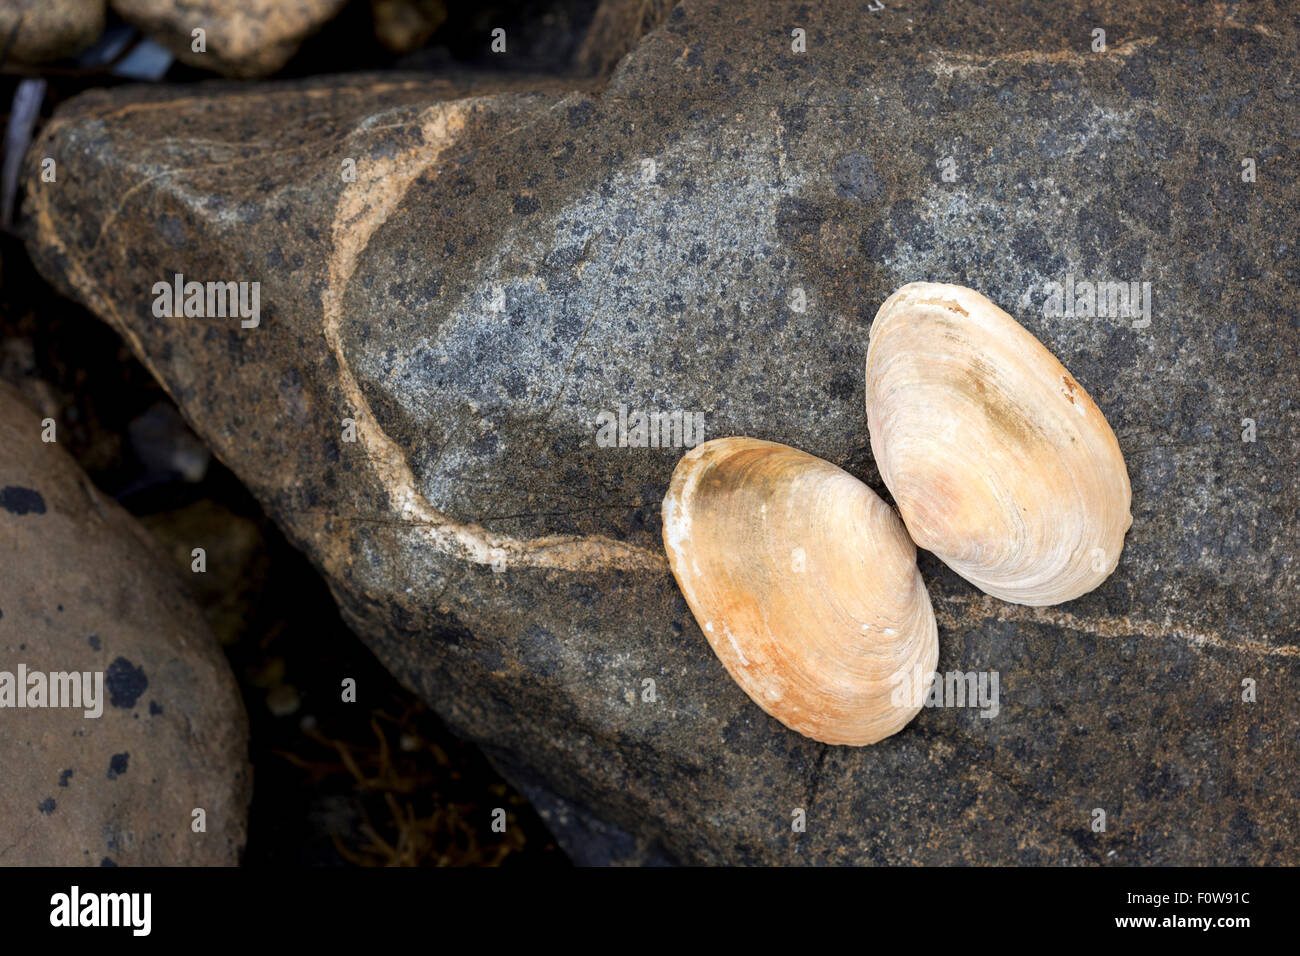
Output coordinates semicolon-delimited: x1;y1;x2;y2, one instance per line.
662;437;939;746
865;282;1132;605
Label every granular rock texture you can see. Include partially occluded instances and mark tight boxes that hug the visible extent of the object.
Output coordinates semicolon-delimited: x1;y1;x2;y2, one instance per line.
0;382;250;865
21;0;1300;864
574;0;674;76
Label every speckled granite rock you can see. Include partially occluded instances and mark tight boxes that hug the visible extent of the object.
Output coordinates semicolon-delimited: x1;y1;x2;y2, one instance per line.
0;0;105;64
110;0;348;77
0;382;250;865
21;0;1300;864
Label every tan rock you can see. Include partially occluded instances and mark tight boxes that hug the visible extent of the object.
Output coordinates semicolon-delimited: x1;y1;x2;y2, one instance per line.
111;0;349;78
0;0;105;65
0;382;249;865
371;0;445;55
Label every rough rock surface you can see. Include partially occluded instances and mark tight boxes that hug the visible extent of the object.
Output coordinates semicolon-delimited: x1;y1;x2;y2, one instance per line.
21;0;1300;864
574;0;674;76
0;382;250;865
110;0;349;78
0;0;105;65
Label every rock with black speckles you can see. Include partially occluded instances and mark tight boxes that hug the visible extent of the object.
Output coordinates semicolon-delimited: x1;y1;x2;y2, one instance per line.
104;657;147;709
19;1;1300;865
0;383;249;865
0;486;46;516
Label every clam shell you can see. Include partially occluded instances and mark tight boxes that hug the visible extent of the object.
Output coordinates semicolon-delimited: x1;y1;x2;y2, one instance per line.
866;282;1132;605
662;437;938;746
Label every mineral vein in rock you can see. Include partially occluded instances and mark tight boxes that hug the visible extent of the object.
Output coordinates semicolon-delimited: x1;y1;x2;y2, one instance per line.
322;100;665;575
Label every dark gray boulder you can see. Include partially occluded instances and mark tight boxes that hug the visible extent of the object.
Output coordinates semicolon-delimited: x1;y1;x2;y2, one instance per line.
21;0;1299;863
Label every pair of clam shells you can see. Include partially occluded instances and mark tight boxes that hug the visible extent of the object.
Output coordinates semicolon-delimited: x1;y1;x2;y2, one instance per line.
662;282;1132;745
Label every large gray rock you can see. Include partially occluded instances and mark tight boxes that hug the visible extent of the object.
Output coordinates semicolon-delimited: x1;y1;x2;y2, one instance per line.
0;382;250;865
21;0;1300;864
